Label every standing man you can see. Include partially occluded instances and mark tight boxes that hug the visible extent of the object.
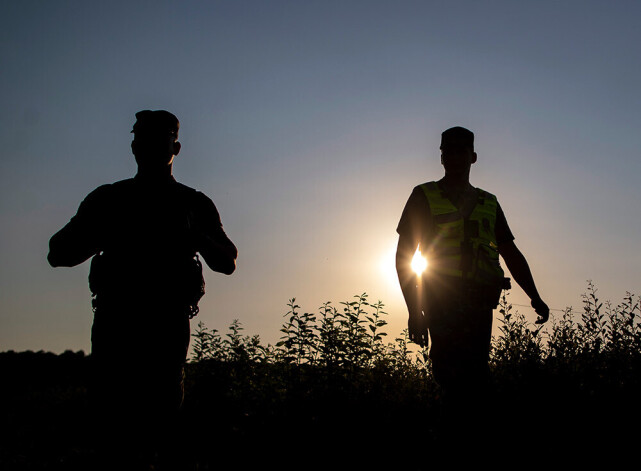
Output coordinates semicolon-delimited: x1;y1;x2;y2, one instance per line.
395;126;548;429
48;110;237;466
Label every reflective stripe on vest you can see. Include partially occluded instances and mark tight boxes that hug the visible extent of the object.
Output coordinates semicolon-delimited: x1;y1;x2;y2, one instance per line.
420;181;504;285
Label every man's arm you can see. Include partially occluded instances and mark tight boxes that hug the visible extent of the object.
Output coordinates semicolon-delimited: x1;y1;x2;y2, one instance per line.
498;240;549;324
48;192;104;267
196;232;237;275
396;233;421;316
190;194;237;275
395;187;431;346
396;234;428;347
396;233;428;347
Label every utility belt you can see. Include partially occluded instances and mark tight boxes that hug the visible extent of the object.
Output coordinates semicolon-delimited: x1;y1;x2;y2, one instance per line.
423;275;510;312
89;252;205;318
463;276;511;309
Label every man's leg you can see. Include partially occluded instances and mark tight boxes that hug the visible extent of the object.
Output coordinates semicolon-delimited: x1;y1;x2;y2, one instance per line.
429;307;493;445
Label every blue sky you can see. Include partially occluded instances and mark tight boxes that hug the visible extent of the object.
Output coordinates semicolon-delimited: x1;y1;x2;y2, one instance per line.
2;0;640;353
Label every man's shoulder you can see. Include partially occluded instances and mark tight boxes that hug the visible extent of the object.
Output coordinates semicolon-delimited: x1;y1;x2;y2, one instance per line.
414;180;437;190
89;178;137;196
172;181;213;202
474;185;492;194
75;179;131;212
409;181;436;198
83;180;123;199
171;181;220;215
173;180;199;195
398;183;432;221
106;178;138;191
474;186;500;204
91;178;135;191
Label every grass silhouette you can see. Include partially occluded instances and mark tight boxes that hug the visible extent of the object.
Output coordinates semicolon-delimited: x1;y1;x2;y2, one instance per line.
2;282;639;469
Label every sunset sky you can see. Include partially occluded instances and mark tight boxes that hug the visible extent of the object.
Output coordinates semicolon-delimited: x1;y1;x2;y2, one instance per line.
2;0;640;354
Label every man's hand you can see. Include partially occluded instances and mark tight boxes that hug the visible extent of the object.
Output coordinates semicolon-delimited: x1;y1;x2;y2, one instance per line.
408;310;429;347
531;297;550;324
187;220;237;275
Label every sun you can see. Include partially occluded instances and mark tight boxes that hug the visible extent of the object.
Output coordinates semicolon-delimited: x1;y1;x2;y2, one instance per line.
411;247;428;275
380;242;428;288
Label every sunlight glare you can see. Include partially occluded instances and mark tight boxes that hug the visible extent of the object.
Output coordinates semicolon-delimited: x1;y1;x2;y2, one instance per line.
411;248;428;275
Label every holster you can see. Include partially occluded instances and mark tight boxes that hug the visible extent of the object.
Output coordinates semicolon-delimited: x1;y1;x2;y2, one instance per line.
180;255;205;318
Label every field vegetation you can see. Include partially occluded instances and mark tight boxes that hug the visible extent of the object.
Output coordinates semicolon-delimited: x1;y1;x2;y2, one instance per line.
2;282;639;469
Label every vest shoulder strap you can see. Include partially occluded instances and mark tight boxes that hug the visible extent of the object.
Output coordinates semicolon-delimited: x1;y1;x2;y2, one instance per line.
419;181;459;217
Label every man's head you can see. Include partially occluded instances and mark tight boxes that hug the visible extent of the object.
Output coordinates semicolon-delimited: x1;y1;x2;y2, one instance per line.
440;126;477;176
131;110;181;172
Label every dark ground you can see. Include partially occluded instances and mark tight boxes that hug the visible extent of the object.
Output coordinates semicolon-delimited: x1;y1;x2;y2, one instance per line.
1;350;638;470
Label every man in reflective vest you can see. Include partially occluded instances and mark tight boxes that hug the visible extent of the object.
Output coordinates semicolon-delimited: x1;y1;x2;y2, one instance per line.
395;126;549;428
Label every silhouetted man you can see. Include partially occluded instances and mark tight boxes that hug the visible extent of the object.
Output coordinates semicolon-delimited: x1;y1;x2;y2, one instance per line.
395;126;548;433
48;110;237;468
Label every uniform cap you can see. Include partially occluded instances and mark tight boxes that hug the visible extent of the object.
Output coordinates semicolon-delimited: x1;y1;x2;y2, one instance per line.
440;126;474;150
131;110;179;136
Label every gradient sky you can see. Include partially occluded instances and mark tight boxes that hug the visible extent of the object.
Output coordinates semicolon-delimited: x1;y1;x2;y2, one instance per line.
2;0;640;354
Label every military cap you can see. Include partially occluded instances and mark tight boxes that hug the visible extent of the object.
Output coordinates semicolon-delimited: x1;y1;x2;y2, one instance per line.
131;110;179;136
440;126;474;150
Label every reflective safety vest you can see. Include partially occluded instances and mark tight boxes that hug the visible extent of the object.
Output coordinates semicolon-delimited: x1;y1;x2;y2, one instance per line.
420;181;504;287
